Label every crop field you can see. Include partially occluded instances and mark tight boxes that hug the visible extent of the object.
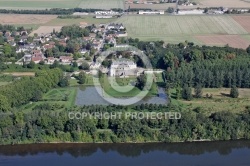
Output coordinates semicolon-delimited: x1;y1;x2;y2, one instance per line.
78;0;124;10
0;0;82;9
0;14;57;25
193;0;250;8
0;0;124;10
117;15;247;36
195;35;250;49
116;15;250;47
232;16;250;33
30;26;62;36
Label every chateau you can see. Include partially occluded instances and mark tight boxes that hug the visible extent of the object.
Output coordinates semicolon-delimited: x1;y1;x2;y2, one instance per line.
109;60;137;77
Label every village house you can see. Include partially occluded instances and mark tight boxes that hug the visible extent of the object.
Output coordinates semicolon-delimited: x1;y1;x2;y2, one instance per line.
90;62;101;69
60;56;73;64
23;54;32;63
80;48;88;54
32;56;43;64
43;43;55;50
115;31;128;37
4;31;11;37
46;57;56;64
107;23;125;30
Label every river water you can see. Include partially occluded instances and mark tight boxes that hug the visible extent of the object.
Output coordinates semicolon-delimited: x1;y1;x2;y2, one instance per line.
0;140;250;166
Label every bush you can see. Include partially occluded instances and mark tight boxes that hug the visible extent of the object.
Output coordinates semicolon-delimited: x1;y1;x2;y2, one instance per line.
230;87;239;98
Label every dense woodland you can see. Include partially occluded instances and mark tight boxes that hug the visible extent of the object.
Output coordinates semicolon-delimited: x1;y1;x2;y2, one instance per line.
0;68;64;112
125;38;250;89
0;105;250;145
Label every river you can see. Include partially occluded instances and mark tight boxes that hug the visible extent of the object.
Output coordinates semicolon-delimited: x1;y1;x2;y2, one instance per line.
0;140;250;166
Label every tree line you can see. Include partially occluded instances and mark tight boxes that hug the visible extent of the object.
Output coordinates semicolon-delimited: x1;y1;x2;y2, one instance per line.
0;8;123;15
0;104;250;145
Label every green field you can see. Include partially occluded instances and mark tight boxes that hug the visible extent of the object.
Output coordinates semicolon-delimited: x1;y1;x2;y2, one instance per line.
44;17;117;26
170;88;250;114
116;15;249;43
0;0;124;10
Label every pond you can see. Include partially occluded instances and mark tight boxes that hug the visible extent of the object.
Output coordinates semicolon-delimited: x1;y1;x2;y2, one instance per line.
75;86;168;106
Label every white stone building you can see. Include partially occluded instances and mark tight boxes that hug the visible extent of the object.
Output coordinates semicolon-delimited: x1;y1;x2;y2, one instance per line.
109;60;137;77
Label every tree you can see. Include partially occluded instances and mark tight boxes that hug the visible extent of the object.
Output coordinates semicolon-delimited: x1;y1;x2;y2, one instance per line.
39;61;45;65
230;87;239;98
0;94;11;112
137;75;146;90
176;85;182;100
72;61;78;68
27;61;35;69
182;85;193;101
167;7;174;13
32;90;43;102
81;61;90;71
163;51;174;69
194;84;203;98
78;72;86;84
59;77;69;87
50;60;59;68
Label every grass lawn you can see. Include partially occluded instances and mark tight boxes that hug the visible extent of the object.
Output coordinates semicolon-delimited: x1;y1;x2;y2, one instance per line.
70;74;95;86
100;74;159;97
170;88;250;113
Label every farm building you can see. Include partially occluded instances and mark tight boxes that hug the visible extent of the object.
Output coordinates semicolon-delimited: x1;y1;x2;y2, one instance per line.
96;15;113;19
177;9;204;15
138;10;164;15
95;10;119;15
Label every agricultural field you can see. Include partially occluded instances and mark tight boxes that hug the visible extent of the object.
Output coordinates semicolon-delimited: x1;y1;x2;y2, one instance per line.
193;0;250;8
0;14;57;25
30;26;62;36
116;15;250;47
232;16;250;33
195;35;250;49
0;0;124;10
0;0;83;9
78;0;124;10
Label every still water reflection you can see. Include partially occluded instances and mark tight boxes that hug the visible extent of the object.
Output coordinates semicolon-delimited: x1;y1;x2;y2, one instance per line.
0;140;250;166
